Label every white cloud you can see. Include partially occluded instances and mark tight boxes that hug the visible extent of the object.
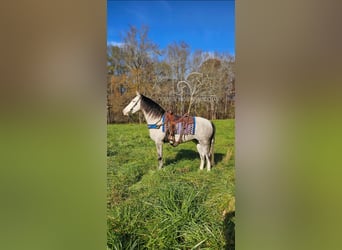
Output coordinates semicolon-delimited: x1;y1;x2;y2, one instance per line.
107;41;125;47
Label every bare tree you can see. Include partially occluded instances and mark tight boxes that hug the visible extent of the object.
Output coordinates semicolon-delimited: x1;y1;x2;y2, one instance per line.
122;25;160;92
164;41;191;113
197;54;235;119
107;45;128;75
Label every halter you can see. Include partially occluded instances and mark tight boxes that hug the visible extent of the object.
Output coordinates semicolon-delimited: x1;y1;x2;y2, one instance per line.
130;96;141;113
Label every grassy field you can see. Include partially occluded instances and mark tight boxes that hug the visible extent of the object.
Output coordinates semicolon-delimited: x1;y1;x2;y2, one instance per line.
107;119;235;249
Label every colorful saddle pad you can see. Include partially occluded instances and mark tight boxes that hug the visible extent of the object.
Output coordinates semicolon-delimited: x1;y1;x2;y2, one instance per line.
162;115;196;135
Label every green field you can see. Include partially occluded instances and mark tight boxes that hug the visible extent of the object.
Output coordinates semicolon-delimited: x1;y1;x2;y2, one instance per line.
107;119;235;249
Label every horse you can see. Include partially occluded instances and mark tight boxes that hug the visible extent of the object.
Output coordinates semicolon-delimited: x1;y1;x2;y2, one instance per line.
122;92;215;171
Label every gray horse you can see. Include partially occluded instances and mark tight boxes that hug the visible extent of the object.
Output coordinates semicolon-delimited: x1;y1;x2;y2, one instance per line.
123;92;215;171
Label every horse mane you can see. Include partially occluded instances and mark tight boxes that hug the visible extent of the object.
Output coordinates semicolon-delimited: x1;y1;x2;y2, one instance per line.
140;95;165;119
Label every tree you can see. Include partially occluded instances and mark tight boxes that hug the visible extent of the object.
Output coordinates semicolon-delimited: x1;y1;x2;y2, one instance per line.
122;25;160;93
196;54;235;119
164;41;190;113
107;45;128;75
166;41;190;81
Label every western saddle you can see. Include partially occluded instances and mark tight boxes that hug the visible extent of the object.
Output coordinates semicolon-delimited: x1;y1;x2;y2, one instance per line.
164;110;194;146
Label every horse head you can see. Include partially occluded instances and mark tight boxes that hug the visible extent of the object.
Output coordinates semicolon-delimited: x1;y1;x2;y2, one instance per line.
122;92;142;115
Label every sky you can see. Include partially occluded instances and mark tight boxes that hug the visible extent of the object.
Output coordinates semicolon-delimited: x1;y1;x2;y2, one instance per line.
107;0;235;55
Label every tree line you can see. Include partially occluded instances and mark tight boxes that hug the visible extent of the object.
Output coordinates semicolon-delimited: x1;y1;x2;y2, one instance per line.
107;25;235;123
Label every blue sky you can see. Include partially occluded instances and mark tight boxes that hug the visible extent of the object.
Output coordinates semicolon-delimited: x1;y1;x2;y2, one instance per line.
107;0;235;55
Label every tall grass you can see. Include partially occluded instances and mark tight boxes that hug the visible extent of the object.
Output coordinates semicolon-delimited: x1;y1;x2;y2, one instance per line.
107;120;235;249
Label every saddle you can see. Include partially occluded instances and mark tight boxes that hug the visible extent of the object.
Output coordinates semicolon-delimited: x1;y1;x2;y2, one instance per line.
164;110;195;146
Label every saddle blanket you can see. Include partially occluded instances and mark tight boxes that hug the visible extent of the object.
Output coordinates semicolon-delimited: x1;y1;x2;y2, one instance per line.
162;116;196;135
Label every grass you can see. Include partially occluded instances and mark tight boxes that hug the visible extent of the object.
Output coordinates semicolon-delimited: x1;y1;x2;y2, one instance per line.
107;119;235;249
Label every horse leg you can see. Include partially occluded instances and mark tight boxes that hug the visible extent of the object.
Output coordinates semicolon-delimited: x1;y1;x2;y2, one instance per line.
156;142;163;169
210;136;215;166
200;142;211;171
196;144;205;170
205;153;211;171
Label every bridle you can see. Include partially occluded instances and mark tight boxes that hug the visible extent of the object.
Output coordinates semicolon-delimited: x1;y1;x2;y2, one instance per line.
129;96;142;113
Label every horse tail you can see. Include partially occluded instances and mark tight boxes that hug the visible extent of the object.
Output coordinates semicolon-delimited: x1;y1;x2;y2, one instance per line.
210;121;215;166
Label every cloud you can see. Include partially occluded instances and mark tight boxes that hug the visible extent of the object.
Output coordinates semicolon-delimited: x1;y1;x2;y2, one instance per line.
107;41;125;47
